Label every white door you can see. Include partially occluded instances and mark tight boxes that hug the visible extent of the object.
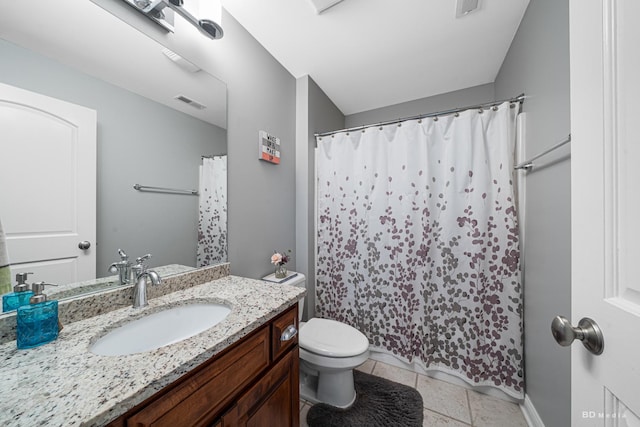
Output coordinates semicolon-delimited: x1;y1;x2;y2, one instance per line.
0;83;96;286
570;0;640;424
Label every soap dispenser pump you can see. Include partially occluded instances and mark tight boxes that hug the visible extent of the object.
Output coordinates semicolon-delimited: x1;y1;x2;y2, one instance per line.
2;272;34;312
16;281;59;349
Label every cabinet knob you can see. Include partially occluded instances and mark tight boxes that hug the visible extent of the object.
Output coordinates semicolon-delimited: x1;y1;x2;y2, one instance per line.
280;325;298;341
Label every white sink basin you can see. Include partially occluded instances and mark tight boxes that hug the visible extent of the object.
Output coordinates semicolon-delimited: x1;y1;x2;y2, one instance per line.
90;303;231;356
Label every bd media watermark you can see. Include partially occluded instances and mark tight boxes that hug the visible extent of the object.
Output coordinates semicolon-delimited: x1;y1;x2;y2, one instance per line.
582;411;627;419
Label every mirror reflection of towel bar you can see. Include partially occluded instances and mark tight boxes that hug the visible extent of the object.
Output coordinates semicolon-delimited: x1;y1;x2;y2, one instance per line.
133;184;198;196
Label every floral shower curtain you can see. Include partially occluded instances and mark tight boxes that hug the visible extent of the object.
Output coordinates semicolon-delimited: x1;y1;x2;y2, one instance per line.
197;155;227;267
315;102;523;398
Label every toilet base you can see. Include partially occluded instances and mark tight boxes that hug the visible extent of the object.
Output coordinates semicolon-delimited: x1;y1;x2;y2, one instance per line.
300;364;357;408
299;371;319;404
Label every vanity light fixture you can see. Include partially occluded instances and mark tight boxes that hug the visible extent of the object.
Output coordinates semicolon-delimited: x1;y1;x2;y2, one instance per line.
162;0;223;39
123;0;223;39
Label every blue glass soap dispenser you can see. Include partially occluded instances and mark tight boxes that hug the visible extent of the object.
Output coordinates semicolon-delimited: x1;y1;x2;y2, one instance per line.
17;281;59;349
2;272;34;312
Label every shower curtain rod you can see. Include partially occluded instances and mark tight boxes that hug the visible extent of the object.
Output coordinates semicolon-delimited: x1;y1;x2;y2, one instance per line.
314;94;525;139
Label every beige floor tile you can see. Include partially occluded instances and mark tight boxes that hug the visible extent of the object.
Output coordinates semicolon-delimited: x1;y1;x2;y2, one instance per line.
423;408;471;427
468;390;527;427
300;403;311;427
355;358;376;374
371;361;417;387
416;374;472;424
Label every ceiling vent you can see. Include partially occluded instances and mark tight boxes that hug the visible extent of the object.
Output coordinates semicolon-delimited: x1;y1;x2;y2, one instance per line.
175;95;207;110
306;0;345;14
162;48;201;73
456;0;479;18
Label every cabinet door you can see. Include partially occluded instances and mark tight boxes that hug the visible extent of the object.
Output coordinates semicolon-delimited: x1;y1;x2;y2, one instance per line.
225;347;299;427
126;327;270;427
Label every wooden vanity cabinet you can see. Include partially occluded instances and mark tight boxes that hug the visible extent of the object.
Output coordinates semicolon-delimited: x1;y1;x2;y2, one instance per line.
107;305;299;427
221;347;299;427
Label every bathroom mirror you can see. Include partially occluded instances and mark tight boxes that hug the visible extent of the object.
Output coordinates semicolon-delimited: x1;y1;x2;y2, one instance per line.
0;0;227;310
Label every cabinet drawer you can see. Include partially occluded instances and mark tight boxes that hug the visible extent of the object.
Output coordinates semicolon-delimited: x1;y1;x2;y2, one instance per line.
126;326;270;427
271;305;298;362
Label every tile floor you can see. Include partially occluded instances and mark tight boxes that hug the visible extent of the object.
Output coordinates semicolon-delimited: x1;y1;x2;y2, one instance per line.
299;359;529;427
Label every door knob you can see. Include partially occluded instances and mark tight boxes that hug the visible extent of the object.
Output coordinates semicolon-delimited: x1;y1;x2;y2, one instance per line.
551;316;604;355
78;241;91;250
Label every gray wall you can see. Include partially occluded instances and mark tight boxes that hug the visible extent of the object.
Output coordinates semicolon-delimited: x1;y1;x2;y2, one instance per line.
345;83;494;128
494;0;571;426
76;5;299;280
210;11;297;279
0;39;226;274
296;75;344;320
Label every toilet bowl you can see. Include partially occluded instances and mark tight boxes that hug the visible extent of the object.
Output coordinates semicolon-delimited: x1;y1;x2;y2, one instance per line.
275;273;370;408
299;318;370;407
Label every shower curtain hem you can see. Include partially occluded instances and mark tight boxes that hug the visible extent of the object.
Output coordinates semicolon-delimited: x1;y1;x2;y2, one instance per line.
367;347;525;402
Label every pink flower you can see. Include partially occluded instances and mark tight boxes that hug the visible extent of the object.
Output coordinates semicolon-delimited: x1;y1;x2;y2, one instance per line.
270;250;292;266
271;253;283;265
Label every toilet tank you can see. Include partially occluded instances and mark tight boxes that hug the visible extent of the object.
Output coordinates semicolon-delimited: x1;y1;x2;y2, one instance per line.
279;272;306;322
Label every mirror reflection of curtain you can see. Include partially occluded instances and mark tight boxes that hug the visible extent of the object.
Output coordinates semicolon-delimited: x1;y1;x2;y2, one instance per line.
0;217;11;294
197;156;227;267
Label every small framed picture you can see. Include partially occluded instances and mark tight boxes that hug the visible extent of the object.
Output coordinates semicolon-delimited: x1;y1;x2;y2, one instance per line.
259;131;280;164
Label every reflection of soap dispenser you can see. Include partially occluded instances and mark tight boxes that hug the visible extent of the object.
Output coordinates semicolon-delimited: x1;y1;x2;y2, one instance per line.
2;272;34;312
16;282;59;349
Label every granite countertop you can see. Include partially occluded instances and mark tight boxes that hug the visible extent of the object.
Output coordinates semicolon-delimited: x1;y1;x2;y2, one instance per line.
0;275;305;426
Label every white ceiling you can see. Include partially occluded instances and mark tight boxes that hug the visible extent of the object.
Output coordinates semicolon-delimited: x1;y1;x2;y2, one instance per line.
222;0;530;115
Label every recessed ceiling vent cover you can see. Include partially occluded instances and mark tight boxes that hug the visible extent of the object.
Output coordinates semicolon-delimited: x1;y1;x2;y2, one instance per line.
175;95;207;110
162;48;201;73
456;0;479;18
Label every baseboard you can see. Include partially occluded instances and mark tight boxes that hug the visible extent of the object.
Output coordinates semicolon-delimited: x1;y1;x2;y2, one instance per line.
520;394;545;427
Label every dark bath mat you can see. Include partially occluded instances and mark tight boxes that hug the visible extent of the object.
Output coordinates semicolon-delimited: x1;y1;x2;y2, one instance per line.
307;370;423;427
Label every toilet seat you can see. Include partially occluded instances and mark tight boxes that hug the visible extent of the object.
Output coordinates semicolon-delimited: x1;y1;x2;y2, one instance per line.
299;318;369;357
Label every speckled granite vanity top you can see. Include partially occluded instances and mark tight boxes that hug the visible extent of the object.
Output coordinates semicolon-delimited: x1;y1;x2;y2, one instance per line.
0;274;305;426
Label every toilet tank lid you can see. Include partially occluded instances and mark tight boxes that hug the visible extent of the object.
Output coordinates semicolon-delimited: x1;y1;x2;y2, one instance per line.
300;318;369;357
276;272;305;287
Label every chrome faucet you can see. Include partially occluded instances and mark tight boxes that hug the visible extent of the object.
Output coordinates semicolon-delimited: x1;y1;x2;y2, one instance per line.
132;254;161;308
108;249;133;285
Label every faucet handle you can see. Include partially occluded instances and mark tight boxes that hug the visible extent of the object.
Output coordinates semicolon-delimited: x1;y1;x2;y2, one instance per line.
136;254;152;264
117;248;129;261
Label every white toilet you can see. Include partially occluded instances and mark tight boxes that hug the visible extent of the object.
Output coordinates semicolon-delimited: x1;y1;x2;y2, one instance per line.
284;273;370;408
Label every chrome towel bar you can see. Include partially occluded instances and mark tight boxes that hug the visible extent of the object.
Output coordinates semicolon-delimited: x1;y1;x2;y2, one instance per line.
133;184;198;196
514;134;571;170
